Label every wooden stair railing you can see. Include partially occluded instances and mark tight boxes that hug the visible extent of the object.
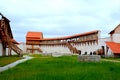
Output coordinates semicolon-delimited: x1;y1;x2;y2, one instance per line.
8;41;23;57
66;42;78;54
0;15;23;57
37;48;42;52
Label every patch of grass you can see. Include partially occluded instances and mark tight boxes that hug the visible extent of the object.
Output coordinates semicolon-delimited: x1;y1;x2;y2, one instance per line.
0;55;120;80
29;54;42;57
0;55;23;67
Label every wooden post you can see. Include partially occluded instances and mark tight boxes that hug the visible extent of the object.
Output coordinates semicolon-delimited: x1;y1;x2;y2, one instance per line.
2;44;6;56
8;48;12;56
32;45;34;53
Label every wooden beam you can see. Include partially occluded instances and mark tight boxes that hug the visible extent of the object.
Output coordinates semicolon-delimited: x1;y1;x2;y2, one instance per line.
2;44;6;56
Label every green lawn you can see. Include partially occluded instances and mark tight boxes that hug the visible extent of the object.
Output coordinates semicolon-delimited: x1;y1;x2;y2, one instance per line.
0;55;23;67
0;55;120;80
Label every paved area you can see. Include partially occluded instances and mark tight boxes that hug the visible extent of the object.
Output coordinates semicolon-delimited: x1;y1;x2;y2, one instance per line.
0;55;33;72
101;59;120;63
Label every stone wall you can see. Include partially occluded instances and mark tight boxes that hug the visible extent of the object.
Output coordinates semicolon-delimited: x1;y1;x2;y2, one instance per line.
41;52;72;57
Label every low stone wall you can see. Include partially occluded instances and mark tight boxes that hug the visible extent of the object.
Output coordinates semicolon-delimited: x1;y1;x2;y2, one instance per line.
78;55;101;62
41;53;72;57
41;53;52;56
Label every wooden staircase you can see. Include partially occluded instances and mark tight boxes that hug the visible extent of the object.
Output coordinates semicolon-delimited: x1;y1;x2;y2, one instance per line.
37;48;42;52
0;13;23;56
66;42;78;54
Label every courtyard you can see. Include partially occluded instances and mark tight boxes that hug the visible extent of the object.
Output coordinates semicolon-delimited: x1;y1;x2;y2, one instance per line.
0;54;120;80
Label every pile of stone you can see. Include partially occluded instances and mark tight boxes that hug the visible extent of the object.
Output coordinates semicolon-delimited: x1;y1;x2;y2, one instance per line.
78;55;101;62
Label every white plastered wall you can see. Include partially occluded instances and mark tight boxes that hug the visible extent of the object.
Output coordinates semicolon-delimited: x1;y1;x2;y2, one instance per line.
40;45;71;55
26;45;41;53
112;34;120;43
74;42;99;54
18;43;26;53
107;48;114;57
0;42;26;56
0;43;2;56
0;43;17;56
99;37;112;57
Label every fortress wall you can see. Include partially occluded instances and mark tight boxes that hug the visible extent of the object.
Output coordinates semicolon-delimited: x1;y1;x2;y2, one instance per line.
74;42;99;54
40;45;71;54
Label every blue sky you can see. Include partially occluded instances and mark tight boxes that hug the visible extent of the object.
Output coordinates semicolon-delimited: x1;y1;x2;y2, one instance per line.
0;0;120;42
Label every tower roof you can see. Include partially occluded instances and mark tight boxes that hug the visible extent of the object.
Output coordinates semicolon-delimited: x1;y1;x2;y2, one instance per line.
26;32;43;40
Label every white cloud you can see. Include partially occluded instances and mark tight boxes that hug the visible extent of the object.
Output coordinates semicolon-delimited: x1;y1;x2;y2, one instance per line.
0;0;120;42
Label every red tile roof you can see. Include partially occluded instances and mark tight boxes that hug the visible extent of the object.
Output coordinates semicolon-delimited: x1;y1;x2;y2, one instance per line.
26;30;99;41
26;32;43;40
105;42;120;54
